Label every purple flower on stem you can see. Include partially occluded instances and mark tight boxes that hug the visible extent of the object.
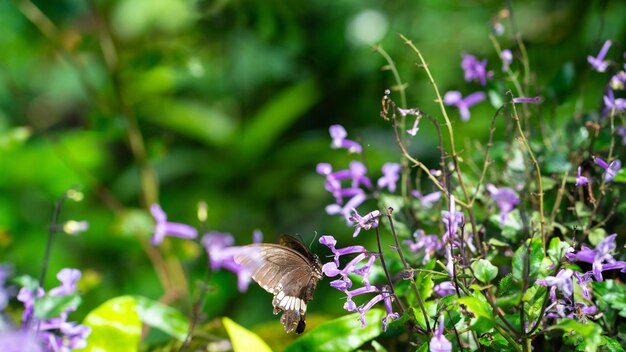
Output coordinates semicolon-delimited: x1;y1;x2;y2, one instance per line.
318;161;372;205
441;196;464;242
566;234;626;281
348;209;382;237
377;163;401;192
319;235;366;266
49;268;81;296
512;96;542;104
573;271;593;300
150;204;198;245
403;230;442;264
355;286;398;332
398;108;422;136
17;286;44;325
443;91;486;121
486;184;520;224
593;156;621;182
501;49;513;71
575;166;589;187
326;193;367;223
201;232;253;291
587;40;612;72
609;71;626;90
536;269;574;301
603;89;626;113
433;281;456;297
430;315;452;352
411;190;442;207
461;53;492;85
329;124;362;154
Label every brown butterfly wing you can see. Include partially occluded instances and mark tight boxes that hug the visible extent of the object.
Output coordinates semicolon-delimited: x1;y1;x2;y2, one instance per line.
234;243;322;333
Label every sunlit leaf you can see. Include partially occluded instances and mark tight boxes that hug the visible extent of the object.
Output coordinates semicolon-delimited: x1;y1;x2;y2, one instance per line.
78;296;142;352
222;317;272;352
285;309;385;352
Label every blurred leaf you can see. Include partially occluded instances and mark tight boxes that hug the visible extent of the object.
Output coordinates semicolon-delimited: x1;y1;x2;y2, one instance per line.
588;228;607;247
222;317;272;352
547;237;571;264
371;340;389;352
13;275;39;291
34;294;81;320
236;79;320;160
512;238;544;282
593;280;626;317
548;62;576;103
458;292;495;334
471;259;498;283
612;168;626;183
555;318;602;352
78;296;142;352
141;99;236;147
285;309;384;352
599;336;625;352
134;296;189;341
544;152;571;174
0;126;31;151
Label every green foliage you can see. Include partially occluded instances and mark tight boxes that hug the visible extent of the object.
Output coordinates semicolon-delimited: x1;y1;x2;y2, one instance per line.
285;309;384;352
512;238;545;282
223;317;272;352
34;294;82;320
472;259;498;283
594;280;626;317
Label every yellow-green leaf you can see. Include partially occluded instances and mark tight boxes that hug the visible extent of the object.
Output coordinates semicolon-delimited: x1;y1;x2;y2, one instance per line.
222;317;273;352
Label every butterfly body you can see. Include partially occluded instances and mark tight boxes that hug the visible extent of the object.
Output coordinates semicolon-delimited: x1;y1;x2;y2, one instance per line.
234;235;322;334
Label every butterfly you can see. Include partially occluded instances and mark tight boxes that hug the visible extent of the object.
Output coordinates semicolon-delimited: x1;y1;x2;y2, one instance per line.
234;234;323;334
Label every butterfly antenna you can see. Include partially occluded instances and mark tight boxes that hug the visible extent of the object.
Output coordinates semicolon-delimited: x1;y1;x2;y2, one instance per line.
309;231;319;249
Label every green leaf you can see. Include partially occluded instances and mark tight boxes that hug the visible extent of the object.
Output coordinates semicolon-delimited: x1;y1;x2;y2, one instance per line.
237;79;320;160
593;280;626;317
12;275;39;291
371;340;389;352
599;336;625;352
34;294;82;320
222;317;273;352
612;168;626;183
458;293;495;333
285;309;384;352
554;318;602;352
588;228;607;247
547;237;571;264
512;238;544;282
134;296;190;340
77;296;142;352
472;259;498;283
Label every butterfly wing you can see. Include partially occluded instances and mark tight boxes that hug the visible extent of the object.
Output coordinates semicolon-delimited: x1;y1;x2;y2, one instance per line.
234;243;322;333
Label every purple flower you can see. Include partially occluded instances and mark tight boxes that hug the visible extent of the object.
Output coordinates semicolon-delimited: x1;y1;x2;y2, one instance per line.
49;268;81;296
329;124;362;154
201;232;252;291
348;209;382;237
0;330;43;352
0;264;12;311
609;71;626;90
501;49;513;71
441;196;463;242
398;108;422;136
536;269;574;301
575;166;589;187
325;193;367;223
461;53;492;85
443;91;486;121
587;40;612;72
573;271;593;300
377;163;401;192
319;235;366;266
486;184;520;224
512;96;542;104
603;89;626;113
412;190;442;207
355;286;398;332
430;315;452;352
318;161;372;206
17;286;44;325
150;204;198;245
566;234;626;281
593;156;621;182
403;230;442;264
433;281;456;297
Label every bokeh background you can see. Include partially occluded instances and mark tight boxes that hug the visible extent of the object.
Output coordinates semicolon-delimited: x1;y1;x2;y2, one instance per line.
1;0;626;348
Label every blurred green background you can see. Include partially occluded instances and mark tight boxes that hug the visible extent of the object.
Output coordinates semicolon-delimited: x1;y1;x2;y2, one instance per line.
1;0;626;347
